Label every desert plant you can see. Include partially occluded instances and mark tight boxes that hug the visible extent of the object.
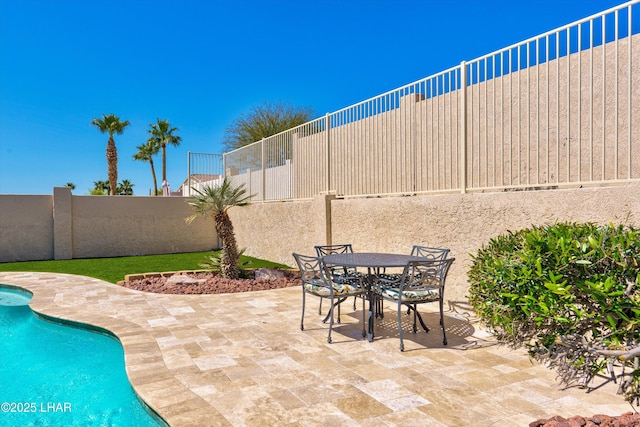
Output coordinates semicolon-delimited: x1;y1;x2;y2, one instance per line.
199;249;254;278
468;222;640;404
186;177;254;279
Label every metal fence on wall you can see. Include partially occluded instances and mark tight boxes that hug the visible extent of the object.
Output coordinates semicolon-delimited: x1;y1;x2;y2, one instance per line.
463;0;639;191
190;1;639;201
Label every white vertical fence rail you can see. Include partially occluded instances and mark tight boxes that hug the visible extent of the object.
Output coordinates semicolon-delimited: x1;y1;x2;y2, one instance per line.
188;1;638;201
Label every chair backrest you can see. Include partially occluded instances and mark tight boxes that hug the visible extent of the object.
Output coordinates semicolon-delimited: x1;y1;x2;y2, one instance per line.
292;253;330;283
314;244;357;277
410;245;450;260
400;258;455;292
314;244;354;257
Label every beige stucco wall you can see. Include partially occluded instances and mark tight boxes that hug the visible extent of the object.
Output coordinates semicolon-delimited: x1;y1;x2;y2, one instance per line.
0;194;54;261
0;188;217;262
232;183;640;304
231;195;333;264
71;194;217;258
3;184;638;306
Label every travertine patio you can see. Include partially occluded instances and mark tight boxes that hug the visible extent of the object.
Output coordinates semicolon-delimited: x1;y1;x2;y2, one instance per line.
0;272;632;426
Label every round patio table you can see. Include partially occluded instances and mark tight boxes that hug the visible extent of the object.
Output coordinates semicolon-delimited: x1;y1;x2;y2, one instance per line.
323;252;428;342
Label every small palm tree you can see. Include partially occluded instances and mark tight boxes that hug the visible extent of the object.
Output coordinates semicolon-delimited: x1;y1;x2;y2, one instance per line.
133;139;161;196
148;119;181;184
186;177;253;279
65;182;76;190
93;180;110;195
118;179;135;195
91;114;131;195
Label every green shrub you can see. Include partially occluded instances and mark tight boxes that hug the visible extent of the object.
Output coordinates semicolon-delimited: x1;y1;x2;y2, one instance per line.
468;222;640;404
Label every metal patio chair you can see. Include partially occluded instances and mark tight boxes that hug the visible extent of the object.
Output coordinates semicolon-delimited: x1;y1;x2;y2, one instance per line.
376;246;451;318
314;244;363;312
292;253;366;344
377;246;450;282
374;258;455;351
410;245;450;260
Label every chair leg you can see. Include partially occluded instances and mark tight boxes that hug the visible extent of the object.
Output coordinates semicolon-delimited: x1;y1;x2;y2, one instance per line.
398;301;405;352
412;304;417;333
369;294;375;341
353;296;357;310
361;295;366;338
440;298;447;345
406;304;430;333
301;292;306;331
327;297;334;344
318;298;323;315
322;297;346;324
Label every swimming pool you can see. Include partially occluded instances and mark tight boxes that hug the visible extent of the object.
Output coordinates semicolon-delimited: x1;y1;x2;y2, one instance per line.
0;286;165;426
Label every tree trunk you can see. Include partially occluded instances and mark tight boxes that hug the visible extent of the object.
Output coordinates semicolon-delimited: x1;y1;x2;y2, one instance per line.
106;136;118;196
150;158;158;196
215;211;239;279
162;144;167;182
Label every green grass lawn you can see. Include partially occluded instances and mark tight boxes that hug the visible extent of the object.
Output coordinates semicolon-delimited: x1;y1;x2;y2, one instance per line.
0;251;292;284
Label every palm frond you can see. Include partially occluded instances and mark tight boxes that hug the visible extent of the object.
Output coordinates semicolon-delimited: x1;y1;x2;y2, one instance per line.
185;177;253;224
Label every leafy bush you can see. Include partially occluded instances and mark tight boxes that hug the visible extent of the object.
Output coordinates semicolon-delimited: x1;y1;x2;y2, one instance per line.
468;222;640;404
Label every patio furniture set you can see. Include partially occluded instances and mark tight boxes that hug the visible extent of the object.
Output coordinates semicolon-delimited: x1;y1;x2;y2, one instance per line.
292;244;455;351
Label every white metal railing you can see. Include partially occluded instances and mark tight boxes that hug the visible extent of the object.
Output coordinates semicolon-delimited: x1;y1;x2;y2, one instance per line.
183;152;224;196
462;0;639;191
189;1;639;201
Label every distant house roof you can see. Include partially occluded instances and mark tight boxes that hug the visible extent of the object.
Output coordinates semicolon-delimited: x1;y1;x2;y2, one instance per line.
176;174;222;191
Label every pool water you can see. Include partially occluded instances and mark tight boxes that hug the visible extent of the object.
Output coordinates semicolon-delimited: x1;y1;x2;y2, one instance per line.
0;287;32;306
0;286;165;426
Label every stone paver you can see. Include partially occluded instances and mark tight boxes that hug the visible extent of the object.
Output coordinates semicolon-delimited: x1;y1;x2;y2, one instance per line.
0;272;632;426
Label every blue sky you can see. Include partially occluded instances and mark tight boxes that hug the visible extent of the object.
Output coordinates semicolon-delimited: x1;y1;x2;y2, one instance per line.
0;0;628;195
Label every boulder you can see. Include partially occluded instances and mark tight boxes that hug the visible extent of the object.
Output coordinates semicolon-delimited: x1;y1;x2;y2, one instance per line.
254;268;285;281
166;274;206;286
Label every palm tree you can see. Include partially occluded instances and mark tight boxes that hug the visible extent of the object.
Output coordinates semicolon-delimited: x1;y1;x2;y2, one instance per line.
118;179;135;195
65;182;76;190
147;119;181;184
133;139;161;196
186;177;253;279
93;180;110;195
91;114;131;195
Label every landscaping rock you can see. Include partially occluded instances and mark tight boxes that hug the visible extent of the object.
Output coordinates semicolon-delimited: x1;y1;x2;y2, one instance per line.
254;268;285;281
165;274;206;286
119;271;301;295
530;412;640;427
